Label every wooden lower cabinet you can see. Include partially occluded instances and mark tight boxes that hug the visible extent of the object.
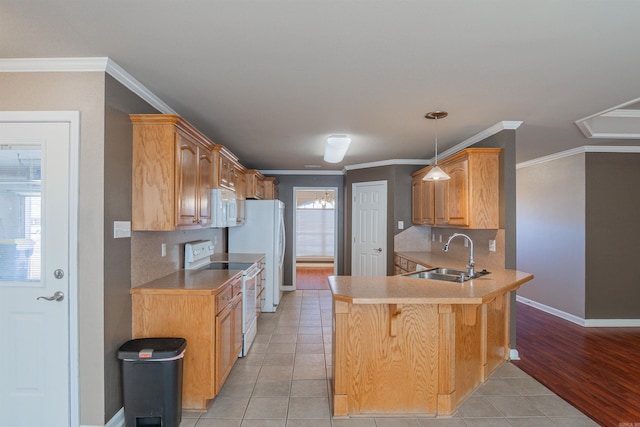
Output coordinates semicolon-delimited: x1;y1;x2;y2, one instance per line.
393;254;425;275
132;278;242;410
332;292;510;417
215;292;242;393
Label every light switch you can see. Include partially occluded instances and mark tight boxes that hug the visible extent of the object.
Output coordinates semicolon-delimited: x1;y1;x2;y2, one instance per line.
398;221;404;230
489;240;496;252
161;243;167;257
113;221;131;239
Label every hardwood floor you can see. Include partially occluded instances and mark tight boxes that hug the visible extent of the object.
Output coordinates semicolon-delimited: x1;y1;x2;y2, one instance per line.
295;265;333;290
513;301;640;427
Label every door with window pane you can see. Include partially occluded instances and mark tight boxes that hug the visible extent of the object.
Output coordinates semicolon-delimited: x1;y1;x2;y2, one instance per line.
0;120;71;427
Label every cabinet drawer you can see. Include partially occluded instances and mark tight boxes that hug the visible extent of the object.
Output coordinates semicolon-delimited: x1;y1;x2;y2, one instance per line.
399;257;408;270
216;285;233;314
233;279;242;297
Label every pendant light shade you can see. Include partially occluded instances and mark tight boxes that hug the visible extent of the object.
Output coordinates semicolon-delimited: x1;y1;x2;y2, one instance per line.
423;111;450;181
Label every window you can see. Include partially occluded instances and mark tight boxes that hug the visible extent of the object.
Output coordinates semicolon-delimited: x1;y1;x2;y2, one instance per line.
295;190;335;260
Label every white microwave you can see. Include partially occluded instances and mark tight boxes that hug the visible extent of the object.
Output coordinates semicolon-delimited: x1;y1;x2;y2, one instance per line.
211;188;241;228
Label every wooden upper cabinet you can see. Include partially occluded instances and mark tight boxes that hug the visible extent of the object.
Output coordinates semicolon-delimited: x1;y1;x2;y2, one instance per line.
198;147;214;226
245;169;266;199
235;164;247;225
411;172;435;225
411;148;501;229
215;148;240;191
263;177;279;200
131;114;216;231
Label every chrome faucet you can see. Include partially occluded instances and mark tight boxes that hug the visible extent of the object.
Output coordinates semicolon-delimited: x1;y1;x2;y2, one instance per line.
443;233;475;278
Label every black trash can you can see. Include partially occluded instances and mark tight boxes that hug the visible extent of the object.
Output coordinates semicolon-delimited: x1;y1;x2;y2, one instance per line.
118;337;187;427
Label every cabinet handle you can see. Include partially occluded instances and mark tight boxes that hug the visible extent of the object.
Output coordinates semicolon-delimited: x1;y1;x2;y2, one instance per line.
224;296;231;301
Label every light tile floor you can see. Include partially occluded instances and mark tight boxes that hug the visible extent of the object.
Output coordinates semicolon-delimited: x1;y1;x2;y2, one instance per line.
179;290;598;427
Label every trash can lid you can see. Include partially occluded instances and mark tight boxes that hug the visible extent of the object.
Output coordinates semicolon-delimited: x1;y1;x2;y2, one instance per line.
118;337;186;360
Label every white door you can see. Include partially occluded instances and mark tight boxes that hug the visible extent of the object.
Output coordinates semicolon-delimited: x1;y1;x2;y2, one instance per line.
351;181;387;276
0;117;75;427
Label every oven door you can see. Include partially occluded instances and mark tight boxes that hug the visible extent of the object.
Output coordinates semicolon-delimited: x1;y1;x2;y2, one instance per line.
241;264;260;356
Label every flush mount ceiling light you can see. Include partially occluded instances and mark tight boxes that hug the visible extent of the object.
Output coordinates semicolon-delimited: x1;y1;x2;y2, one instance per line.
324;135;351;163
423;111;451;181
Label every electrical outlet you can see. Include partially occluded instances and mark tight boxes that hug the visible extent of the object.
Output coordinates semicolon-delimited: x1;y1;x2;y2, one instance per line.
464;239;468;247
398;220;404;230
489;240;496;252
438;235;442;243
113;221;131;239
161;243;167;257
431;234;435;242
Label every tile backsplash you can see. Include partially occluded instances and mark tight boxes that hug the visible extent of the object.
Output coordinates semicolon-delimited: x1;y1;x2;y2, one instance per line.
395;226;505;271
131;228;226;287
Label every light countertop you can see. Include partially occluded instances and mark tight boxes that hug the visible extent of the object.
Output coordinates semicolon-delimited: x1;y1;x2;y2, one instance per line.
131;269;242;295
329;251;533;304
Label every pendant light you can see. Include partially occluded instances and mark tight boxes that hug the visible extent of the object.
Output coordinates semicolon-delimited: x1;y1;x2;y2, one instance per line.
423;111;450;181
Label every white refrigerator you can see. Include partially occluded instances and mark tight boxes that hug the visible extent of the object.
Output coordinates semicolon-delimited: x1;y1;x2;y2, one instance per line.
228;199;285;312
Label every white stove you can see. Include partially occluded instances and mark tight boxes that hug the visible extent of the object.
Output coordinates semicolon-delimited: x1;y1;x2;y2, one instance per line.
184;240;259;357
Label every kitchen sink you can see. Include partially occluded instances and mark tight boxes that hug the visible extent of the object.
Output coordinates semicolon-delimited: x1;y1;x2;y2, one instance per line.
403;268;490;283
428;267;468;276
405;271;466;282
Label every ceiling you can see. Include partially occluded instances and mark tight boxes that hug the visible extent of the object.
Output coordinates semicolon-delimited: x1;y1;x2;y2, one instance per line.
2;0;640;171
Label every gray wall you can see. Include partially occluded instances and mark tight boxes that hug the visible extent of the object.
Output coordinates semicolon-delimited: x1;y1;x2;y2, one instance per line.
344;164;420;275
269;174;346;285
103;75;159;419
585;152;640;319
516;153;587;318
518;151;640;320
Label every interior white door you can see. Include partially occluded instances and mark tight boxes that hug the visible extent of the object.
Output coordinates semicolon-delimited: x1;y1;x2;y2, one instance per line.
351;180;387;276
0;120;71;427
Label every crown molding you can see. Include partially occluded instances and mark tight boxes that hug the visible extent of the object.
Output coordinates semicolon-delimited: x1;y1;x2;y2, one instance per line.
104;59;176;114
516;145;640;169
260;169;345;176
344;158;429;171
0;57;109;72
575;97;640;138
0;57;177;115
436;121;522;161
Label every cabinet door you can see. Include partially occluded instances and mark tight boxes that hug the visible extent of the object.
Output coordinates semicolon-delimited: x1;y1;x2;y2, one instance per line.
434;179;449;225
215;302;233;393
215;294;242;393
176;134;199;227
198;149;214;226
446;159;470;227
219;154;236;190
421;180;435;225
411;178;422;224
232;295;243;358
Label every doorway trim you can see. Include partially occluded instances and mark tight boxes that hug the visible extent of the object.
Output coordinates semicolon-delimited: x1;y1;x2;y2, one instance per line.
0;111;80;427
292;186;339;289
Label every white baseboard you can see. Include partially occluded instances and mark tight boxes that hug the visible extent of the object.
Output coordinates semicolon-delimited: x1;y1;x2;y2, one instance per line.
516;296;640;327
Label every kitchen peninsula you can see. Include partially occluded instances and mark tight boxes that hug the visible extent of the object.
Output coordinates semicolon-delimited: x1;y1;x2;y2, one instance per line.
328;263;533;418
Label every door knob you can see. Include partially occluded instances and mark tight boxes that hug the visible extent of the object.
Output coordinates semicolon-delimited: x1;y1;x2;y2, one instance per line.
37;291;65;302
374;248;383;253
